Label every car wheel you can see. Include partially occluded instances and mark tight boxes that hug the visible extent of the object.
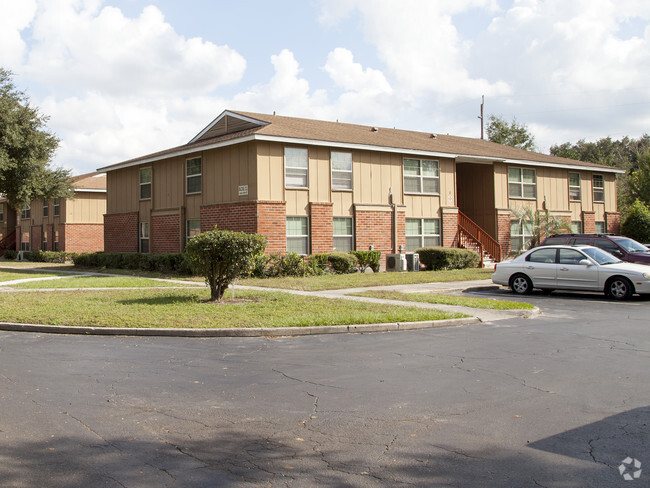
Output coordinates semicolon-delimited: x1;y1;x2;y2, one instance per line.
606;276;634;300
510;274;533;295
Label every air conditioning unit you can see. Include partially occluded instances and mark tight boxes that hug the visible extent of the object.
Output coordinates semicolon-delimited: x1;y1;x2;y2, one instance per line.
405;253;420;272
386;253;407;272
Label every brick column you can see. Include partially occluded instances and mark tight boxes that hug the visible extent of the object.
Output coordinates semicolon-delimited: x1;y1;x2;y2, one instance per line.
606;212;621;234
61;224;105;253
496;209;513;257
310;202;333;254
354;207;393;255
583;211;596;233
441;207;459;247
31;225;42;251
256;201;287;254
152;214;181;254
104;212;138;253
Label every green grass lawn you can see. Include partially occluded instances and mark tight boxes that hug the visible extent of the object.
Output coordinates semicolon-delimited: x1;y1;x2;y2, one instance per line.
12;275;203;289
0;270;62;283
239;268;493;291
352;290;535;310
0;288;468;328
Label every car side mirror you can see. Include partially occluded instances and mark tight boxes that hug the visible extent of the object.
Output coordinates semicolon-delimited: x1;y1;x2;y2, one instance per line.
612;250;624;258
579;259;592;266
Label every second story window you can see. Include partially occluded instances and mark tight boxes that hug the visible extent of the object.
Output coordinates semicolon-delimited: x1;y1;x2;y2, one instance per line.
21;203;30;220
568;173;581;201
331;152;352;190
186;157;202;194
404;159;439;194
593;174;605;202
53;198;60;216
508;167;537;199
285;148;308;188
43;200;49;217
140;167;152;200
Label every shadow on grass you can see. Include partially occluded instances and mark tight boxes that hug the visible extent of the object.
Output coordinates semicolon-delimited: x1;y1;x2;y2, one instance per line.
116;293;204;306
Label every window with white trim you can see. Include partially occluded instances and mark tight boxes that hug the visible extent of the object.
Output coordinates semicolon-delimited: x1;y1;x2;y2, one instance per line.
43;200;49;217
286;216;309;254
569;172;581;201
21;203;30;220
285;148;308;188
140;222;150;253
593;174;604;203
53;231;59;252
406;218;441;252
186;219;200;244
331;152;352;190
333;217;353;252
595;221;606;233
20;231;30;251
186;157;202;194
53;198;60;217
508;167;537;199
571;220;583;233
404;159;440;194
140;167;152;200
510;219;533;253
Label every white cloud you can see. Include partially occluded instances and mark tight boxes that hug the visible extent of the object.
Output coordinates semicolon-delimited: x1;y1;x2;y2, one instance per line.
0;0;37;66
324;47;392;95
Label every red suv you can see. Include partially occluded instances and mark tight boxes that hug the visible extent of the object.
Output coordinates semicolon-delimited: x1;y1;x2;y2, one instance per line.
540;234;650;265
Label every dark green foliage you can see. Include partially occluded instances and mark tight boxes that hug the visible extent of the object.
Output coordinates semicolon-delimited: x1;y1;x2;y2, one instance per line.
2;249;17;260
416;247;480;271
20;250;77;263
621;200;650;243
350;250;381;272
325;252;358;274
72;252;192;274
0;68;73;210
184;229;267;301
486;115;536;151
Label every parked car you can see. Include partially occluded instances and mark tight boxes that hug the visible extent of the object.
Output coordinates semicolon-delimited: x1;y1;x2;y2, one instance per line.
492;245;650;300
540;233;650;265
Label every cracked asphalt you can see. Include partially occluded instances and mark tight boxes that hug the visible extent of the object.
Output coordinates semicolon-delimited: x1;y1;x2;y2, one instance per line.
0;289;648;487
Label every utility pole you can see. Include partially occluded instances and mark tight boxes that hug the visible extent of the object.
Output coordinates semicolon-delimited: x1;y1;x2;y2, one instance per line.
478;95;484;139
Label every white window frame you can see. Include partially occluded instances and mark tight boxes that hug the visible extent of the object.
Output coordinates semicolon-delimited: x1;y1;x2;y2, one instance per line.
405;218;441;252
331;152;352;191
43;200;49;218
53;231;59;252
186;219;200;244
286;216;309;255
510;219;533;253
21;203;30;220
140;167;152;200
140;222;150;253
593;174;605;203
285;148;309;188
595;221;606;234
571;220;583;233
53;198;60;217
508;167;537;199
20;231;30;251
333;217;354;252
568;172;581;201
186;157;202;195
404;158;440;195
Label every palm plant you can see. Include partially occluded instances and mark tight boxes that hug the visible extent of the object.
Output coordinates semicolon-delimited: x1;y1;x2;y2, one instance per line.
511;207;572;251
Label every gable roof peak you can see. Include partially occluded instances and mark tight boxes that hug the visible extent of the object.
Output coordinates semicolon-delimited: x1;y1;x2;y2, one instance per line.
189;110;270;144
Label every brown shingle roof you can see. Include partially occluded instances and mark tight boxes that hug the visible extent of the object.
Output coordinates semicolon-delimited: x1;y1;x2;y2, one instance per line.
99;110;622;173
71;172;106;191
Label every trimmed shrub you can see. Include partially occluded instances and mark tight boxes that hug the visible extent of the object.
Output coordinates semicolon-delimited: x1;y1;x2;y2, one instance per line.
72;252;192;275
416;247;480;271
350;250;381;272
2;249;18;260
327;252;358;274
621;199;650;244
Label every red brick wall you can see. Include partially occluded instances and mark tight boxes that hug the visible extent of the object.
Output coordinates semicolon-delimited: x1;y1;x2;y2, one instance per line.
606;212;621;233
583;211;596;233
30;225;42;251
104;212;138;253
355;209;393;255
310;202;333;254
200;202;257;234
496;210;512;257
441;209;459;247
152;214;180;253
46;224;55;251
257;201;287;254
62;223;105;253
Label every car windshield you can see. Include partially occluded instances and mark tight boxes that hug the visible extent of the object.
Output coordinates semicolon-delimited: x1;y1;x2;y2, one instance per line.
581;247;622;265
614;237;649;253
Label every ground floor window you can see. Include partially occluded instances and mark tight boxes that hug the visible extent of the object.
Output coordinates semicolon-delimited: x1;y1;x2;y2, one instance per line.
53;231;59;252
511;219;533;253
571;220;583;233
595;221;606;233
405;218;441;252
42;231;47;251
140;222;150;253
333;217;353;252
186;219;200;243
20;231;30;251
287;216;309;254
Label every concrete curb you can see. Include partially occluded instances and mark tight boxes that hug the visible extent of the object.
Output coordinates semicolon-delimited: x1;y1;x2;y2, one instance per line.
0;317;481;338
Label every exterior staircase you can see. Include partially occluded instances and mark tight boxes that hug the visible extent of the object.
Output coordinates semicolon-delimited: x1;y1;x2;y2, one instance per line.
457;211;502;268
0;230;16;255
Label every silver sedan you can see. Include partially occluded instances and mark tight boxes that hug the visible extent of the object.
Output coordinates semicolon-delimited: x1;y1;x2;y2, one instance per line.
492;245;650;300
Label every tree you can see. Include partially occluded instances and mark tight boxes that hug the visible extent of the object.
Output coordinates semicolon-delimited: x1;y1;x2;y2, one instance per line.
184;229;267;301
627;150;650;206
511;206;572;250
0;68;73;210
486;115;537;151
620;200;650;243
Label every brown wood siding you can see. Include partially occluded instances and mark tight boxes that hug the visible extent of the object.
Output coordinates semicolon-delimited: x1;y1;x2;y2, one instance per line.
65;193;107;223
107;167;139;214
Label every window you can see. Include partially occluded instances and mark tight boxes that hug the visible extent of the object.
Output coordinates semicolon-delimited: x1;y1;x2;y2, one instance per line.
571;220;583;233
0;205;4;222
511;219;533;253
140;222;150;253
42;231;47;252
404;159;440;194
406;218;441;252
593;175;604;202
508;167;537;199
21;203;30;220
186;219;200;243
53;231;59;252
286;216;309;254
569;173;581;200
43;200;49;217
333;217;353;252
20;231;30;251
53;198;60;217
595;221;606;233
140;167;152;200
331;152;352;190
527;248;557;263
285;148;308;188
186;157;202;194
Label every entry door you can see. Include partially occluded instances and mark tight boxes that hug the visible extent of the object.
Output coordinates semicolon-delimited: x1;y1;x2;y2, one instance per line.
523;248;558;288
556;248;599;290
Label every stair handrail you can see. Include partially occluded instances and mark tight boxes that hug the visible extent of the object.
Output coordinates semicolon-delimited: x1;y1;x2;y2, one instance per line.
458;224;484;267
0;229;17;253
458;211;502;262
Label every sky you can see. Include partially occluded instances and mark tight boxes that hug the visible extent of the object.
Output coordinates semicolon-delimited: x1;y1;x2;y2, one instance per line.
2;0;650;176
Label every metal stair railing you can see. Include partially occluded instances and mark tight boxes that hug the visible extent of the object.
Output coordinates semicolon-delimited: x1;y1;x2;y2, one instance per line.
458;211;502;263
